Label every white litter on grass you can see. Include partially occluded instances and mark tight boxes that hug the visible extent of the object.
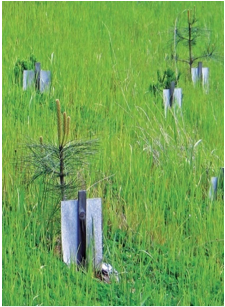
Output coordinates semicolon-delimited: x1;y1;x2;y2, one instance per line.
97;262;119;283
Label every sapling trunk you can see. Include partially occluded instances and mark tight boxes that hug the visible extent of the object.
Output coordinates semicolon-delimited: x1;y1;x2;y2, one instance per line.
59;145;66;201
188;10;193;74
56;100;68;201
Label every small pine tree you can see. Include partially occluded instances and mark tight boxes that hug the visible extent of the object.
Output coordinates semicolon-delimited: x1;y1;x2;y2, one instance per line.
25;99;98;202
172;7;216;74
149;68;181;97
14;54;37;85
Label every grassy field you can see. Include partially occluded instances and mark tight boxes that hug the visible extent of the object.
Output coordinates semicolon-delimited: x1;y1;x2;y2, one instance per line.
2;1;224;306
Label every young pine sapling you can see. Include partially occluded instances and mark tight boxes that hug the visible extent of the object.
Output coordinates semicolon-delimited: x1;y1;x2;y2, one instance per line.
172;7;216;74
26;99;98;202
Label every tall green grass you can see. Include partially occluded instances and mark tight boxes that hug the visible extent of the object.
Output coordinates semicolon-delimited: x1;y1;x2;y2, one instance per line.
2;1;224;306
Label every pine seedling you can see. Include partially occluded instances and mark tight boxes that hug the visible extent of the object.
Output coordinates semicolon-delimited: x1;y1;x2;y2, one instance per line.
25;99;98;202
172;7;217;74
14;54;37;85
149;68;181;97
